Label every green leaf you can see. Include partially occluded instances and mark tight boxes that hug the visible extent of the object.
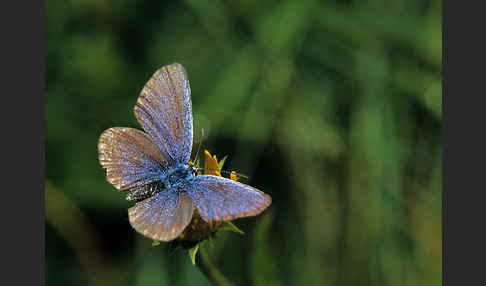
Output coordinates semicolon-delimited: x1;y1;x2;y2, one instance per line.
188;243;200;266
219;221;245;235
152;240;160;247
218;155;228;171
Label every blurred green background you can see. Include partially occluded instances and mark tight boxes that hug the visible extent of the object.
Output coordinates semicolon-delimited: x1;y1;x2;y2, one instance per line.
46;0;442;285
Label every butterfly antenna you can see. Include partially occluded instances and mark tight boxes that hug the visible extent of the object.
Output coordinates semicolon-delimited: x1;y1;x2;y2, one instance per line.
193;128;205;164
198;167;249;179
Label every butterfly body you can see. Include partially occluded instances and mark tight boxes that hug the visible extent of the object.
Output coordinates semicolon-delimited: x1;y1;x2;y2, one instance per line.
98;63;271;242
124;163;195;202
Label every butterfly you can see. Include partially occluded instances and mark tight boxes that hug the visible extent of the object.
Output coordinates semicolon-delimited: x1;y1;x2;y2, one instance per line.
98;63;272;242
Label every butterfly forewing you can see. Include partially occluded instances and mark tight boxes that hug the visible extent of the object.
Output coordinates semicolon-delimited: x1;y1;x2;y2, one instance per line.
128;189;194;241
186;175;272;222
98;127;167;191
134;63;193;165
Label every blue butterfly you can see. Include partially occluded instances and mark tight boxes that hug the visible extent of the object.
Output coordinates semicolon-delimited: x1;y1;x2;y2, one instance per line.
98;63;271;241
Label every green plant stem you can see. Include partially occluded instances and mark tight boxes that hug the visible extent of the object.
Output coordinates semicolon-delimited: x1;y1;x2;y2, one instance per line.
197;246;234;286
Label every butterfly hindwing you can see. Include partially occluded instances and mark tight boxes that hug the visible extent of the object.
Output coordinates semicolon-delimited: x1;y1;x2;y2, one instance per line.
134;63;193;165
98;127;167;191
186;175;272;222
128;189;195;241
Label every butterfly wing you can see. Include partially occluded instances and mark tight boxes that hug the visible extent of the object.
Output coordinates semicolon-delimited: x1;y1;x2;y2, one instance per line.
98;127;167;191
134;63;193;165
128;189;194;241
186;175;272;222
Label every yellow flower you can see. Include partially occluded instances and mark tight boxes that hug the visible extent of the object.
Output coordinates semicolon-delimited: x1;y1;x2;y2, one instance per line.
204;150;222;176
177;150;239;242
174;150;249;265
